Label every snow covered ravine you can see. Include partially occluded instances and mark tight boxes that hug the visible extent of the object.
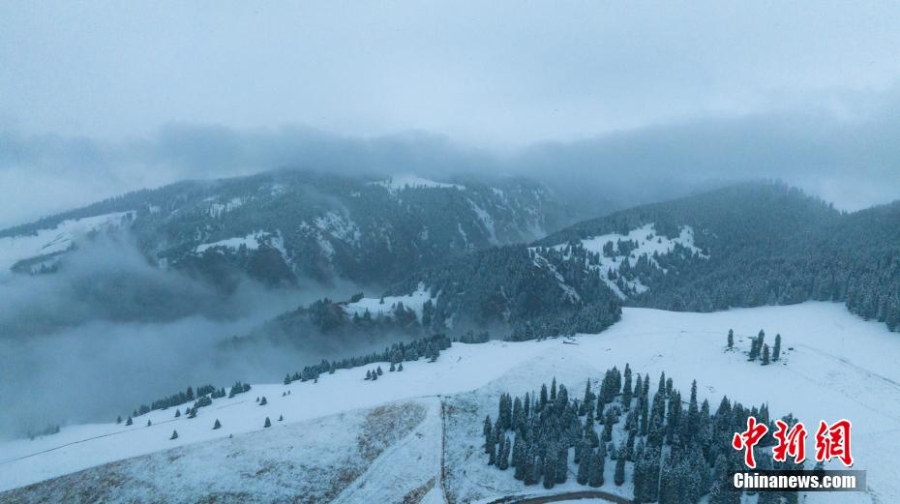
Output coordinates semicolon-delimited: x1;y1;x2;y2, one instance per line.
1;302;897;503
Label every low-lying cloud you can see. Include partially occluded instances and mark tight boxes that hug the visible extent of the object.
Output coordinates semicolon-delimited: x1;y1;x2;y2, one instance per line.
0;236;372;439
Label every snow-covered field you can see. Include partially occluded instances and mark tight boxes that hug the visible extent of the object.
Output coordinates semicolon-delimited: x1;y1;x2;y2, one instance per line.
2;302;896;503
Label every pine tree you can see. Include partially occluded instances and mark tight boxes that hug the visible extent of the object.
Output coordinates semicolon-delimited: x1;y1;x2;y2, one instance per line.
377;366;383;376
614;445;626;485
555;445;568;484
213;419;221;430
773;333;782;361
589;447;605;487
260;396;267;406
762;344;771;365
365;370;372;380
278;414;284;421
634;444;660;503
685;380;699;443
147;419;152;427
727;329;734;349
389;362;396;372
126;416;133;426
498;436;511;470
542;450;556;489
398;362;404;372
170;430;178;440
175;408;181;418
487;433;497;465
284;373;292;385
622;364;633;410
577;442;591;485
484;417;494;455
264;417;272;428
116;415;122;424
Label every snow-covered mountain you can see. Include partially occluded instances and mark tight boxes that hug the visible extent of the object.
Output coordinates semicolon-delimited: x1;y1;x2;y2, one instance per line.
2;302;895;504
0;170;569;288
532;181;900;333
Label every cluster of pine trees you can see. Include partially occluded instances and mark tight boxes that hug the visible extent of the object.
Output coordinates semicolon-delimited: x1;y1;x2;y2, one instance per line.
283;333;450;385
388;243;623;340
129;384;228;419
728;329;784;366
483;366;802;503
122;382;248;424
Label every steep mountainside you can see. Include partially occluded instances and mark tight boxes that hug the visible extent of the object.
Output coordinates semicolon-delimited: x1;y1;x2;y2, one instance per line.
535;181;900;332
250;181;900;345
0;170;569;289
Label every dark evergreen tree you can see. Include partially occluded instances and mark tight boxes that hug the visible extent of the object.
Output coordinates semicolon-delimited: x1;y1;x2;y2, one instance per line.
264;417;271;428
614;444;626;486
542;450;556;489
483;415;493;449
727;329;734;349
126;416;133;426
170;430;178;440
762;344;771;365
633;444;660;503
773;333;782;361
576;442;591;485
175;408;181;418
498;435;511;470
622;364;633;410
213;419;221;430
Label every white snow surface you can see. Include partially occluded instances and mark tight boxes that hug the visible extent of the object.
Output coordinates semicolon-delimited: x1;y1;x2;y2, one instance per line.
373;174;465;193
314;211;361;245
1;302;896;504
533;223;708;298
342;283;434;321
195;230;269;254
0;212;133;272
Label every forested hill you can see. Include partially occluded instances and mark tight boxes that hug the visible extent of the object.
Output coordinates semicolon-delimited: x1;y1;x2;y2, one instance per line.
534;181;900;332
0;170;571;288
253;181;898;346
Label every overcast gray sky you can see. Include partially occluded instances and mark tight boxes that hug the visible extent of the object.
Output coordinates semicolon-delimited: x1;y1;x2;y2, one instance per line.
2;1;899;226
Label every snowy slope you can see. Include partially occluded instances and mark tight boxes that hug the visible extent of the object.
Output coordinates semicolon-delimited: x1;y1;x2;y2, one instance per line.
2;302;896;504
0;212;133;273
0;400;436;503
531;223;707;298
372;174;465;193
343;283;435;321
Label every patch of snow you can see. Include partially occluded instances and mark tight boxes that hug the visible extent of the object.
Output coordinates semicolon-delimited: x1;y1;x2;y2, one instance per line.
468;199;498;245
207;197;246;218
371;174;465;193
0;212;134;272
314;211;361;245
343;283;434;322
532;223;708;299
195;230;268;254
